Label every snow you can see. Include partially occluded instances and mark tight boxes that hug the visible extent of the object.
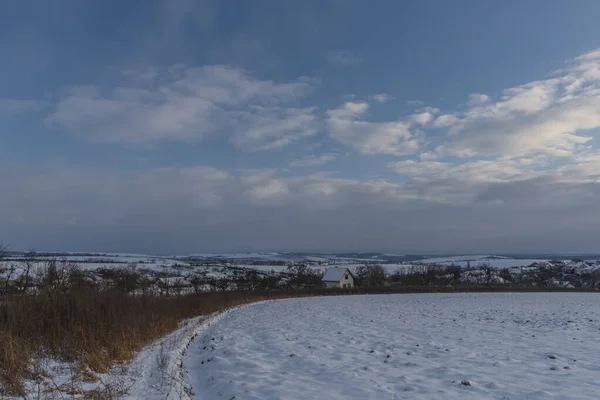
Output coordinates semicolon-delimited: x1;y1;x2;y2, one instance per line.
322;267;350;282
566;261;600;274
189;253;284;260
1;256;191;278
416;255;552;268
184;294;600;400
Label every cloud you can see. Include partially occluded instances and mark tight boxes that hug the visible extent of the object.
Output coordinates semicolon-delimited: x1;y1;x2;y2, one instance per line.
289;154;336;167
389;160;450;176
433;114;461;128
45;65;316;150
229;106;318;151
467;93;491;106
576;49;600;61
411;111;435;125
327;50;360;67
0;99;43;115
3;164;600;253
326;101;421;155
418;152;440;161
369;93;394;104
388;154;600;205
434;49;600;158
40;48;600;160
121;68;159;86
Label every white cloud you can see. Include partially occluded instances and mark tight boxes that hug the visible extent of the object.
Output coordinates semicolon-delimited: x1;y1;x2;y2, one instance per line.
326;101;421;155
576;49;600;61
289;154;336;167
410;160;520;201
467;93;491;106
433;114;460;128
327;50;360;67
435;49;600;158
42;48;600;160
411;111;435;125
386;155;600;205
46;65;316;149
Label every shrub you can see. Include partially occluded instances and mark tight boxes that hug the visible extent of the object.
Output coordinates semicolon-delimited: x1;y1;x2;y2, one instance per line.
285;264;323;289
355;265;386;287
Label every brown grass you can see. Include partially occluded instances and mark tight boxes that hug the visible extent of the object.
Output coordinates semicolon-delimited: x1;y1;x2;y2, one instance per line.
0;284;350;397
0;289;310;396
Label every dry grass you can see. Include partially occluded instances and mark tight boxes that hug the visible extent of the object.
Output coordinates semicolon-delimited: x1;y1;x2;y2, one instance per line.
0;289;308;396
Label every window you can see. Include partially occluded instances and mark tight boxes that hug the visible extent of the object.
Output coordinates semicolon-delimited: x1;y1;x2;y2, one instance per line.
345;274;349;280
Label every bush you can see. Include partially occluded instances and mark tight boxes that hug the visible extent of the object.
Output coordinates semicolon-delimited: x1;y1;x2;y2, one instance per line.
392;265;461;286
355;265;386;287
285;264;323;289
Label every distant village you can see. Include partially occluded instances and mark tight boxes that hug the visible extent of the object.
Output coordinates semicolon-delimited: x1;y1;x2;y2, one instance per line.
2;250;600;295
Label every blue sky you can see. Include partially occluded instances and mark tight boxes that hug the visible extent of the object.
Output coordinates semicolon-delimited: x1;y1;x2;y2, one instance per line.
2;0;600;254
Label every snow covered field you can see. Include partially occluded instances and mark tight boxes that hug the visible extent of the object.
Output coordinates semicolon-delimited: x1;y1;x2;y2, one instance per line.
184;294;600;400
415;255;552;269
3;252;596;280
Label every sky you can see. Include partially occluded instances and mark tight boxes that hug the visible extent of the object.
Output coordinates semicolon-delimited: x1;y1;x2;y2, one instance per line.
2;0;600;254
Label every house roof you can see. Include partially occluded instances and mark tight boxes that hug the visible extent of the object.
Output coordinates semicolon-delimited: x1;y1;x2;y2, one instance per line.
322;267;351;282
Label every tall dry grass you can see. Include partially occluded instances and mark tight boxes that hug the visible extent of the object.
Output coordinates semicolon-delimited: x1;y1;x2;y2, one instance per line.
0;289;307;396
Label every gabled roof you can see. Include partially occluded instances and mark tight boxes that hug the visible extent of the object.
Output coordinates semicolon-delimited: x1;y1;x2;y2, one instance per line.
322;267;352;282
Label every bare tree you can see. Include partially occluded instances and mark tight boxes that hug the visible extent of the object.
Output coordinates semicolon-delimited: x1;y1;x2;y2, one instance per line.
479;263;495;286
0;242;8;293
157;276;172;296
1;264;16;294
286;264;323;289
171;277;188;296
16;257;34;294
355;265;386;287
189;274;208;294
216;278;230;291
36;259;76;293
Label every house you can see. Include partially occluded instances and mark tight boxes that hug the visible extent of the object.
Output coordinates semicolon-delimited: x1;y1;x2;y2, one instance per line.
322;267;355;289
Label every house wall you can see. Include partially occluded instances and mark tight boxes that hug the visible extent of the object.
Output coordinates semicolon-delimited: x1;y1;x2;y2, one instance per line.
340;270;354;288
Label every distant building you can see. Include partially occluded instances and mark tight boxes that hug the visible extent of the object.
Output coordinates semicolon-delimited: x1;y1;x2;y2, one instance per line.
322;267;355;289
